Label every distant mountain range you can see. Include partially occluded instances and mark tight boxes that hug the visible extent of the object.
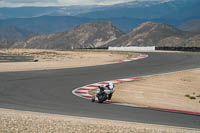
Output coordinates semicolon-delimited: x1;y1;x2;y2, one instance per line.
0;16;93;34
1;21;199;49
0;25;35;40
0;40;14;48
179;19;200;33
0;6;100;19
79;0;200;22
0;1;171;19
1;0;199;21
0;15;145;33
0;0;199;48
10;22;124;49
104;22;199;47
0;0;200;33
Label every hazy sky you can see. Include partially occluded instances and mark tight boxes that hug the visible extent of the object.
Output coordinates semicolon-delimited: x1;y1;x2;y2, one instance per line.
0;0;171;7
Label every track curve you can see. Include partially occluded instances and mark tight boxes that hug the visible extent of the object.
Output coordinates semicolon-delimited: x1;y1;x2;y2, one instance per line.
0;52;200;129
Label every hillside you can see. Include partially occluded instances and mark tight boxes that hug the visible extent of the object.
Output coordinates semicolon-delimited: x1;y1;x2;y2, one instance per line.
11;22;124;49
158;35;200;47
105;22;200;47
0;40;14;48
0;25;35;40
179;19;200;33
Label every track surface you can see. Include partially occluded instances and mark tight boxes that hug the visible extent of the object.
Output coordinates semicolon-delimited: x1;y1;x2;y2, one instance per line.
0;52;200;129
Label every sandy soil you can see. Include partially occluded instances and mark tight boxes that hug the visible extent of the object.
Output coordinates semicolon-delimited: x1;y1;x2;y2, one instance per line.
0;49;138;72
0;108;198;133
112;69;200;112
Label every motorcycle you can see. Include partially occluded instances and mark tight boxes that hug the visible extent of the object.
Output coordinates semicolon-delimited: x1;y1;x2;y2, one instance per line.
91;85;114;103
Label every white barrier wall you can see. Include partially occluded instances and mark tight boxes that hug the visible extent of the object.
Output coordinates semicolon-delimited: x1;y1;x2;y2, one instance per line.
108;46;155;51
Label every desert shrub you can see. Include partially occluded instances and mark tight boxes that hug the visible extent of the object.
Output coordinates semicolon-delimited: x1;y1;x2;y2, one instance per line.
189;96;196;100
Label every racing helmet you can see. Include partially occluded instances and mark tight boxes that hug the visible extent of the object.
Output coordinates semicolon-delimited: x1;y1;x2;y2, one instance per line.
108;82;114;89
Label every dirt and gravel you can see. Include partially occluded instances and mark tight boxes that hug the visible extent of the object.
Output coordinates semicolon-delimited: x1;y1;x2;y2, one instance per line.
0;49;138;72
112;69;200;112
0;108;199;133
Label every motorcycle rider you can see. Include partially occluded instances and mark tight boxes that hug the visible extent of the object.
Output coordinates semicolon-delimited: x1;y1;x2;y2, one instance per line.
104;82;115;100
92;82;115;102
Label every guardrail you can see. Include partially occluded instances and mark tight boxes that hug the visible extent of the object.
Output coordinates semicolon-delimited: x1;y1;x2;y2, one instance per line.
108;46;156;51
108;46;200;52
156;47;200;52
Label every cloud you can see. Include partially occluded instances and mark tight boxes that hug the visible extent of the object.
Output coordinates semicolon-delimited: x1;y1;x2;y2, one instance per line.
57;0;135;5
0;0;171;7
0;0;59;7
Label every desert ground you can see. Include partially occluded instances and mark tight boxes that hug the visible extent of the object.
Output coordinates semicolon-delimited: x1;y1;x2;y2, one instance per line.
0;49;138;72
0;49;199;132
112;69;200;112
89;69;200;113
0;108;199;133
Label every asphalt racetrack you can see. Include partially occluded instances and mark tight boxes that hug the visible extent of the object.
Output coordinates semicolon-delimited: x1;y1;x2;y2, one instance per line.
0;52;200;129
